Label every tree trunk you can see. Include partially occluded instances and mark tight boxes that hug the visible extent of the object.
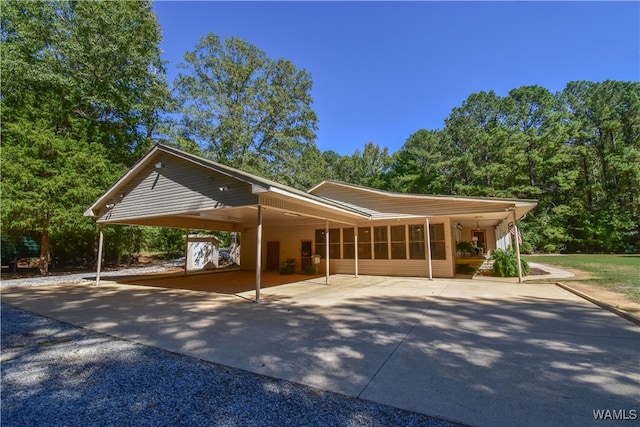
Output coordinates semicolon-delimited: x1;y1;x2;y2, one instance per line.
39;218;50;275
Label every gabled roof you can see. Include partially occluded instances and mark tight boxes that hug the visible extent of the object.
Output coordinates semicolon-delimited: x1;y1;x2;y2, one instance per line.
308;180;537;220
85;145;369;229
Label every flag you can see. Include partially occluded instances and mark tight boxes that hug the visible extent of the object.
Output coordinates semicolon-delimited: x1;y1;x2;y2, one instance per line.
510;225;522;245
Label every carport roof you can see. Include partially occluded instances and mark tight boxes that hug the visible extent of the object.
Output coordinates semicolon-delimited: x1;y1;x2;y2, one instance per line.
84;145;370;229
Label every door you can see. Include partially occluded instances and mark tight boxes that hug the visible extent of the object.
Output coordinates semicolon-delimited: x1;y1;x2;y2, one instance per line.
266;241;280;270
301;241;312;270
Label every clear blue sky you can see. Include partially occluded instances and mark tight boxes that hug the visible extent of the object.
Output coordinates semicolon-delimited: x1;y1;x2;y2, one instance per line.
153;1;639;156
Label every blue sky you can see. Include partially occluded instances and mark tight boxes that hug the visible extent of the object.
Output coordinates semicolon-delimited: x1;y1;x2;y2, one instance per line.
153;1;640;156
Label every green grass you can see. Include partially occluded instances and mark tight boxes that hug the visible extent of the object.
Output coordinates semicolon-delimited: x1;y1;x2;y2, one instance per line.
524;254;640;302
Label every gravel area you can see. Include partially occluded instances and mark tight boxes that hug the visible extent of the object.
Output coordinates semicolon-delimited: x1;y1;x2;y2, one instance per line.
0;259;185;289
1;303;462;427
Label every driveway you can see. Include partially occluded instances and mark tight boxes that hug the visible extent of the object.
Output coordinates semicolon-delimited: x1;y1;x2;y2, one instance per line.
2;274;638;426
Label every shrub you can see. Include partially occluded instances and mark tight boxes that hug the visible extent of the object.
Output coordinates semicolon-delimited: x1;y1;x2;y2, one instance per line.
491;248;530;277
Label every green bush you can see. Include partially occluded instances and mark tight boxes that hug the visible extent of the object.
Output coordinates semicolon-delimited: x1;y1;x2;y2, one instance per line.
491;249;530;277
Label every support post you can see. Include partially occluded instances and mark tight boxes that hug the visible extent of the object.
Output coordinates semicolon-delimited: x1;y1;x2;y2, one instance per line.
96;225;104;286
255;206;263;302
184;228;190;275
354;231;359;278
425;217;433;281
325;220;330;285
512;209;523;284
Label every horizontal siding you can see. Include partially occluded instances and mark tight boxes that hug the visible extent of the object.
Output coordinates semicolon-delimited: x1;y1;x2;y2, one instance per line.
325;259;453;278
98;153;257;222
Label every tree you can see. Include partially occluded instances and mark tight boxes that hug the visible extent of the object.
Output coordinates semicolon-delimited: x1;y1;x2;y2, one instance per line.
171;34;319;188
1;0;169;272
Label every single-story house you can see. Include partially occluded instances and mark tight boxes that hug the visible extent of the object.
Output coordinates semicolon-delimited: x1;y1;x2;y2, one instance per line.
85;144;536;301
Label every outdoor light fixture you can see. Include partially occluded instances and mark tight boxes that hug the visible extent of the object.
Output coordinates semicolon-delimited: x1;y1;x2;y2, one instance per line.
475;221;481;230
456;222;463;230
155;161;165;169
219;185;229;191
106;203;115;209
120;193;125;198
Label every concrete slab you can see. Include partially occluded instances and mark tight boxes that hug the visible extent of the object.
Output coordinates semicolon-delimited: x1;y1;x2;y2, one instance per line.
2;274;638;427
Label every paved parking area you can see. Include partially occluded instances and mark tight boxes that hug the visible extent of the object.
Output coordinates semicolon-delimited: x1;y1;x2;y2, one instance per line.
2;274;638;426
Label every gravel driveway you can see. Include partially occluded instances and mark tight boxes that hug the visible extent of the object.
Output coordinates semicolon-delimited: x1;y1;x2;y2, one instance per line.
1;303;461;427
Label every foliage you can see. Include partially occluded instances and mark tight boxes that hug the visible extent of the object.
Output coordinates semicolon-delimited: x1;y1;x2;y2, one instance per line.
168;34;319;189
491;249;530;277
456;241;475;254
1;0;169;271
383;81;640;254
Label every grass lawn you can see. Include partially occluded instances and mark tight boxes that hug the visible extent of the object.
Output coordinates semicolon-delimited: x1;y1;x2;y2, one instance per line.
525;254;640;303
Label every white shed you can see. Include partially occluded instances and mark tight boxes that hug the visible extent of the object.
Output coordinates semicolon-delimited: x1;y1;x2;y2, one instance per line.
187;234;221;271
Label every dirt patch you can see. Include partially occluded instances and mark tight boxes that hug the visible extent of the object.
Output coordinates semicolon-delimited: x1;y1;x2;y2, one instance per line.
559;281;640;316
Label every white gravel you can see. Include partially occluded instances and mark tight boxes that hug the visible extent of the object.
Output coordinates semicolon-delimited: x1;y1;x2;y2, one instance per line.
0;259;185;289
1;301;462;426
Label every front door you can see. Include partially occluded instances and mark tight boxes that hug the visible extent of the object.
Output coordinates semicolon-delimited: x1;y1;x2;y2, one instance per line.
266;241;280;270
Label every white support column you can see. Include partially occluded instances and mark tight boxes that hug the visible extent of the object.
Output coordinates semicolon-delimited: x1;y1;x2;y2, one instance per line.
325;220;330;285
425;217;433;281
354;230;359;278
512;209;523;284
255;206;263;302
95;225;104;286
184;228;190;275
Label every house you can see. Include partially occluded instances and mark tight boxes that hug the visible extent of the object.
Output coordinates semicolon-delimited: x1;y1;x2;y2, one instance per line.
85;145;536;300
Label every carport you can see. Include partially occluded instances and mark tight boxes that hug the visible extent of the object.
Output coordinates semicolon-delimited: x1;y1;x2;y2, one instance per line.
84;145;370;301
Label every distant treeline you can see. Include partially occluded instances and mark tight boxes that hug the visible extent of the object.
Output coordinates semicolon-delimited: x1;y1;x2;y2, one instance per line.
319;81;640;254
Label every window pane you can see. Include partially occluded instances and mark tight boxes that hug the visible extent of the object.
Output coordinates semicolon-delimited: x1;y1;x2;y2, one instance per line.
409;242;425;260
391;243;406;259
391;225;406;259
409;225;425;259
329;228;340;244
343;228;355;259
374;226;388;259
315;229;325;258
409;225;424;241
329;244;341;259
430;242;446;260
429;224;445;241
343;244;355;259
391;225;405;242
358;227;372;259
343;228;355;243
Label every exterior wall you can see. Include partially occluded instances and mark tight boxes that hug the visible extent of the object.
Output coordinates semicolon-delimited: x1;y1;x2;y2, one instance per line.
242;217;455;278
97;152;257;222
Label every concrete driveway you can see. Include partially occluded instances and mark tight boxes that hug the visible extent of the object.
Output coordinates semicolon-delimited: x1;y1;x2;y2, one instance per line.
2;274;638;426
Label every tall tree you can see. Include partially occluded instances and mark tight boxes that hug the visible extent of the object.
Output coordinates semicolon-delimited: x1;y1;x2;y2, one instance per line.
1;0;169;272
171;34;319;188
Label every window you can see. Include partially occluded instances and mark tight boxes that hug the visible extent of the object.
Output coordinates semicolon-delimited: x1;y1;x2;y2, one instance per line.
316;228;341;259
343;228;355;259
391;225;406;259
314;229;325;258
409;224;425;260
374;226;388;259
329;228;341;259
429;224;446;260
358;227;372;259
